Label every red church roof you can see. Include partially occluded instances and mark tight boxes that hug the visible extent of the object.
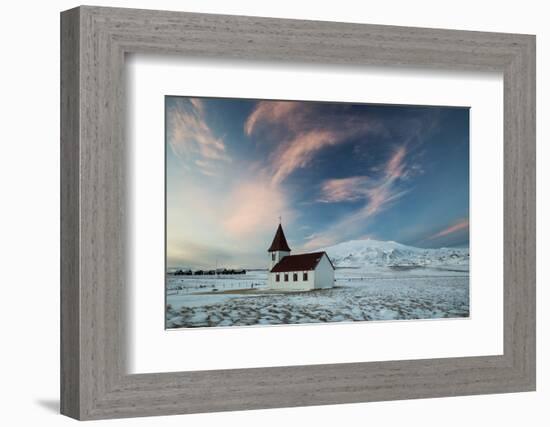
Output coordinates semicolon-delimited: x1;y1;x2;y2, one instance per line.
270;252;334;273
267;224;291;252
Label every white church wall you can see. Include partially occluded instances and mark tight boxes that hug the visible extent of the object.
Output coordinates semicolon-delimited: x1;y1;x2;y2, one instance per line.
269;270;314;291
313;255;335;289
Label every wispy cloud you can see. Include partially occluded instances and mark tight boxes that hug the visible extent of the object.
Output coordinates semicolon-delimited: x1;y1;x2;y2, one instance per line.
386;145;407;179
362;146;411;216
223;176;292;238
319;146;408;208
245;100;379;185
270;130;340;184
429;219;469;240
318;176;370;203
304;145;410;250
167;98;229;176
189;98;205;115
244;101;301;136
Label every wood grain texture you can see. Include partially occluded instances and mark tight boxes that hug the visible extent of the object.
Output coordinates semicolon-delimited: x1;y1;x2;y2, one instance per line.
60;5;536;420
60;7;80;419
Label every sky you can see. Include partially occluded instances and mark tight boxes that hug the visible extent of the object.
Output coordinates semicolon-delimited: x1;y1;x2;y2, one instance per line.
166;96;469;269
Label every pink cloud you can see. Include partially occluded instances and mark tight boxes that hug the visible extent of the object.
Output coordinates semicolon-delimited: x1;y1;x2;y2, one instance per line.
386;146;407;179
270;130;338;184
245;101;381;185
223;178;291;238
167;98;229;176
318;176;370;203
267;124;381;186
189;98;205;115
301;233;337;251
429;219;469;240
318;145;408;208
364;185;391;216
362;147;408;214
244;101;300;136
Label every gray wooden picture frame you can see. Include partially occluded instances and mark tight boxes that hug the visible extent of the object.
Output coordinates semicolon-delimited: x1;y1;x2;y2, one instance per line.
60;5;536;421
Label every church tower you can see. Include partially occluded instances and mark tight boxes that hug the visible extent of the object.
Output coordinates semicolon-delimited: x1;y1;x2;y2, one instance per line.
267;223;291;270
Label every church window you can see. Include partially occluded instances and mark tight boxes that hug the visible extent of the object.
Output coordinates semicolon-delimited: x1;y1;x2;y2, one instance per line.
275;274;280;282
284;274;288;282
303;272;308;281
271;253;275;261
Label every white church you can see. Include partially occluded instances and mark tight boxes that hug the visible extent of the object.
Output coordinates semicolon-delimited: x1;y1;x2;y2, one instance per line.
267;223;335;291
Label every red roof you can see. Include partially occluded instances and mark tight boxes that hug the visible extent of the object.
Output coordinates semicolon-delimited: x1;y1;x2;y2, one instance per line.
270;252;334;273
267;224;291;252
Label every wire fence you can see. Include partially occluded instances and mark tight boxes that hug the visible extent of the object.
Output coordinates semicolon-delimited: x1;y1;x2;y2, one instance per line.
167;282;266;295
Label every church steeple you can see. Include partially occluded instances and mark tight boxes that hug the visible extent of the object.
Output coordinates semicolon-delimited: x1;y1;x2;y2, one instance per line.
268;223;291;252
268;223;291;270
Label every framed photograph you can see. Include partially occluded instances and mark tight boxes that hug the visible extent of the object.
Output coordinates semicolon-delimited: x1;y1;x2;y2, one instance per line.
61;6;536;420
164;97;471;329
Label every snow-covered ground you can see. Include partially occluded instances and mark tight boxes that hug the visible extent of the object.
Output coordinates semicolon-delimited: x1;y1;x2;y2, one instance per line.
166;268;469;328
166;239;469;328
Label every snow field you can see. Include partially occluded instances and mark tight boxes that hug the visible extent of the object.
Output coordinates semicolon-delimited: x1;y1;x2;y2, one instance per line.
166;268;469;328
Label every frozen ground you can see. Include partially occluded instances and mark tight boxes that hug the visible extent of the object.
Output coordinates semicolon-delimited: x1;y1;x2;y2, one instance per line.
166;266;469;328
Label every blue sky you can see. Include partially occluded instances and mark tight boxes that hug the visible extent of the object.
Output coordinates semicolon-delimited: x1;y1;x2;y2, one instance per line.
166;96;469;269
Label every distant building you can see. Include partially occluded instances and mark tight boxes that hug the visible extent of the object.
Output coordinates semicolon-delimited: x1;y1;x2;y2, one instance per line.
267;223;335;291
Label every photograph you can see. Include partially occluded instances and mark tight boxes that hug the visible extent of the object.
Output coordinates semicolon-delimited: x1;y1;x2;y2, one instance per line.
165;96;470;329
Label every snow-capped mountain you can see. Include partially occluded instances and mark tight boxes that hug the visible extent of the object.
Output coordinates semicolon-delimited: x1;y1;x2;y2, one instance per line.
320;238;469;268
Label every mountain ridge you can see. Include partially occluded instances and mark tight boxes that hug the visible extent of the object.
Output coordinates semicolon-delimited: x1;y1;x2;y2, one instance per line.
319;238;469;268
